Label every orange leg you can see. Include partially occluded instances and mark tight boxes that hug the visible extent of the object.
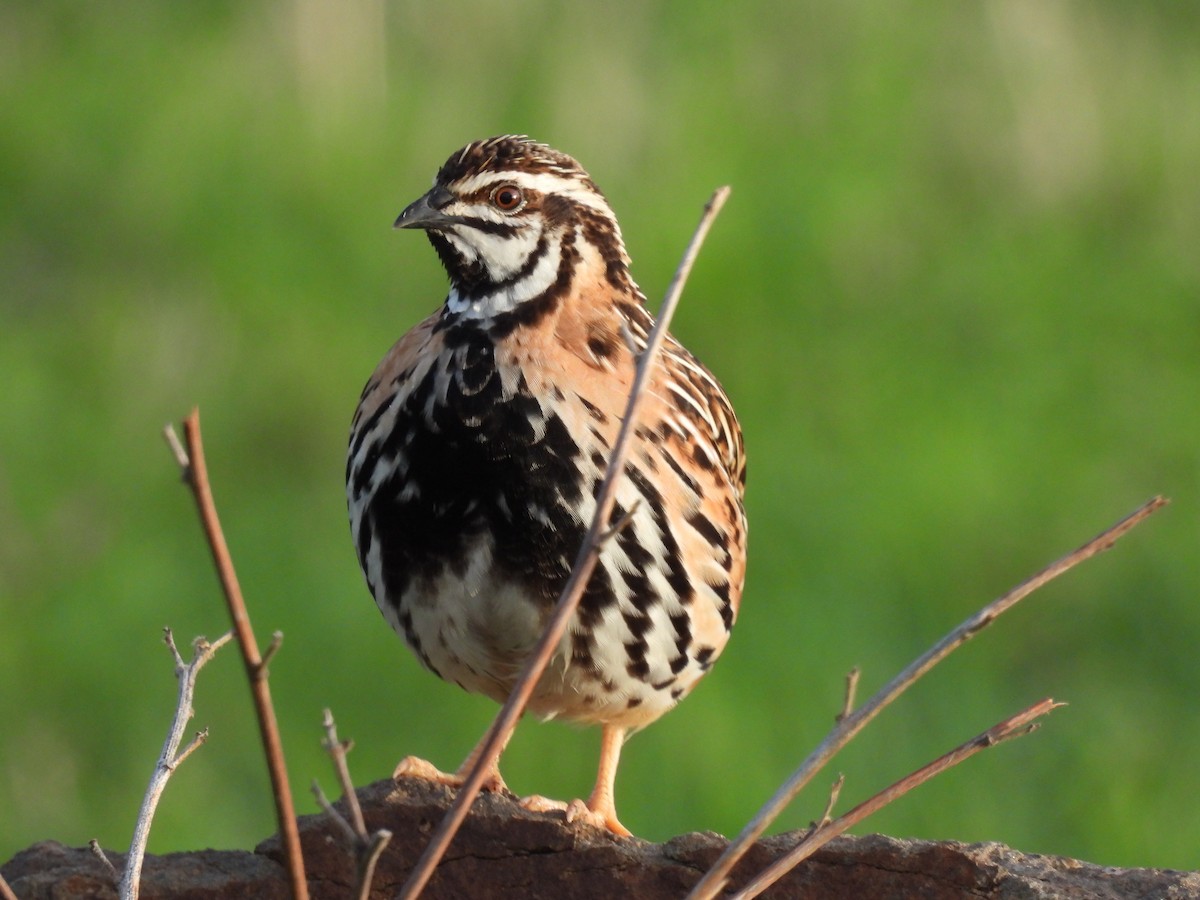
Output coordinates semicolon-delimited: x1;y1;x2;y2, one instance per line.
522;724;633;837
577;724;631;836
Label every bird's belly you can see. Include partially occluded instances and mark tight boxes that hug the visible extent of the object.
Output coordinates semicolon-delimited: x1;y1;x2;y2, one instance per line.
379;538;718;731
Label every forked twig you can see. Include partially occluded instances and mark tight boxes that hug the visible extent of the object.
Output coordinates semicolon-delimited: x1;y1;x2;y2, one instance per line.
164;413;309;900
113;629;233;900
312;709;392;900
319;709;367;835
396;185;732;900
688;495;1167;900
728;698;1063;900
808;774;844;835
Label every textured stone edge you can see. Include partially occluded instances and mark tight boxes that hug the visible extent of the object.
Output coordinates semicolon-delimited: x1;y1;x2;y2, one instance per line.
5;778;1198;899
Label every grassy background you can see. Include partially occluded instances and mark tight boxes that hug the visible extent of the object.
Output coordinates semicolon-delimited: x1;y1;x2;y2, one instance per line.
3;0;1198;872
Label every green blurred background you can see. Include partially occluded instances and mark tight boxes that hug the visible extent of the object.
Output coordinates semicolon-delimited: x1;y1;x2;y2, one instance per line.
2;0;1197;873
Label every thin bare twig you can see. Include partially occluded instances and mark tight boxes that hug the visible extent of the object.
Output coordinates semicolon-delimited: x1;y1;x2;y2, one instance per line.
115;629;233;900
314;709;393;900
166;412;309;900
169;729;210;770
320;709;368;836
354;831;392;900
162;424;189;473
88;839;119;882
837;668;860;722
809;774;844;834
312;781;359;845
397;185;733;900
729;698;1063;900
598;499;641;543
688;496;1167;900
260;631;284;674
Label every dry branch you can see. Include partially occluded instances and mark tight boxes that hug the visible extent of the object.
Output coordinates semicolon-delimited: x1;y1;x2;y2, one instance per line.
100;629;233;900
87;840;118;881
397;185;733;900
730;698;1063;899
312;709;392;900
165;412;309;900
688;495;1167;899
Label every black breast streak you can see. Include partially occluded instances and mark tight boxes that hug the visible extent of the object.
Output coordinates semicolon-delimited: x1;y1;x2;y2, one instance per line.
364;328;589;617
713;580;734;631
586;321;620;362
348;390;397;484
659;445;701;496
626;465;693;605
685;509;724;549
616;522;653;594
580;397;607;422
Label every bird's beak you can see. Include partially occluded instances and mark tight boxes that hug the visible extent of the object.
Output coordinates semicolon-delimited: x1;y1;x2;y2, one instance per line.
394;185;460;231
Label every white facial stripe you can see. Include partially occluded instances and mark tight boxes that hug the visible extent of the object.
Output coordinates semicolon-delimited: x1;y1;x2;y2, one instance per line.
445;232;564;317
463;224;543;281
454;171;614;218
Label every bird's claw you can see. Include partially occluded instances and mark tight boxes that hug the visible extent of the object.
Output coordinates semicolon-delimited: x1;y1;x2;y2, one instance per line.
393;755;508;794
565;797;633;837
520;794;632;836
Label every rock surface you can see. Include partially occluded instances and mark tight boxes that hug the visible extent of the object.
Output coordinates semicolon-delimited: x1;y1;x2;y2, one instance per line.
4;777;1198;898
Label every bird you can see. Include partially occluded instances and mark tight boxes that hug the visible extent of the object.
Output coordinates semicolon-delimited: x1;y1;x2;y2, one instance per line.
345;135;747;836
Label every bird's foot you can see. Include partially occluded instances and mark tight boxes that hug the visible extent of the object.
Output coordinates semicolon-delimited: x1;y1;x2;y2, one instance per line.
393;755;456;784
520;794;632;837
564;796;633;840
392;755;509;794
518;793;568;815
566;797;633;837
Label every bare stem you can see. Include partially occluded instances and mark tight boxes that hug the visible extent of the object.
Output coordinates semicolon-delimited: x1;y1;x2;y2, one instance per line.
87;839;119;883
729;699;1063;900
118;629;233;900
260;631;284;674
314;709;393;900
687;496;1167;900
837;668;860;723
161;424;190;473
320;709;368;837
810;774;844;834
167;412;309;900
354;830;393;900
170;729;210;770
312;781;360;845
396;186;733;900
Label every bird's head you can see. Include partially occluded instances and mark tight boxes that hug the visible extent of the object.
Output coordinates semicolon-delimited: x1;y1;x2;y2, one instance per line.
395;136;635;323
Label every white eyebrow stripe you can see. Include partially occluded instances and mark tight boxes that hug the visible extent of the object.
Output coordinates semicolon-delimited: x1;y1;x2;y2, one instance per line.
454;171;613;216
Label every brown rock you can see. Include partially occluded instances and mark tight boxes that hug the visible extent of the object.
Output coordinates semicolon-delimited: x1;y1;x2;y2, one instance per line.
5;777;1198;898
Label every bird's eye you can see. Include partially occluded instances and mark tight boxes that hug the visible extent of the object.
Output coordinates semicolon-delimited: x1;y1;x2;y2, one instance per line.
490;184;524;212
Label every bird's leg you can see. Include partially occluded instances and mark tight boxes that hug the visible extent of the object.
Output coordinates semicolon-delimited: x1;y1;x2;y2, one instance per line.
521;725;632;836
393;727;512;794
566;723;632;836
